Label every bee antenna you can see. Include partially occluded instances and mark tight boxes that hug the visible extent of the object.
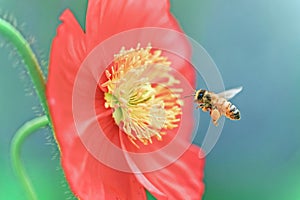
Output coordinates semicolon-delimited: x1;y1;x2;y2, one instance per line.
183;94;195;98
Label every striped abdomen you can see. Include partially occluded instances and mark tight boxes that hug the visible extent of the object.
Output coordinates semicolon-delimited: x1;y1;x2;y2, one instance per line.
225;103;240;120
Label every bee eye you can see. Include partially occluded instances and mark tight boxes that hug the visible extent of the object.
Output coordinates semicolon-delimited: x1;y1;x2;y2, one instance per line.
197;90;205;100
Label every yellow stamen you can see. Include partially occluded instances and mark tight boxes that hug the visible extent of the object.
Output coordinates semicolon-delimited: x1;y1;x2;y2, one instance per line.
102;44;183;146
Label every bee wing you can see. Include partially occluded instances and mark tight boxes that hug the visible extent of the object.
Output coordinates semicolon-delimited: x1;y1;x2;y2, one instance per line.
217;86;243;100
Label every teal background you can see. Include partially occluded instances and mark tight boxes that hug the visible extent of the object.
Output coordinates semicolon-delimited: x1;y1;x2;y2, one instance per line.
1;0;299;199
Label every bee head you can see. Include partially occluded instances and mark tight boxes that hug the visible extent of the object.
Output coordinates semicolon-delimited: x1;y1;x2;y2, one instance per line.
195;89;206;101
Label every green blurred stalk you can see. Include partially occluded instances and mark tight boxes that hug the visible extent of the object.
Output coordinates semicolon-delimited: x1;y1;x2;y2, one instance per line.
11;115;49;200
0;18;49;116
0;18;53;199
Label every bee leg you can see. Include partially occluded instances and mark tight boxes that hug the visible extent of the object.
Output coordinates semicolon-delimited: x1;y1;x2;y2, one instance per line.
210;108;220;126
202;107;209;112
197;103;205;109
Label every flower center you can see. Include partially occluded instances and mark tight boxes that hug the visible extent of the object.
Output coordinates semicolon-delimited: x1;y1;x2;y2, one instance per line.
101;44;183;147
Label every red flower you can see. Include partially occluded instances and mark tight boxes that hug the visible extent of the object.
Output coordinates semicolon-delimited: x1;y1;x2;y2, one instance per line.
47;0;205;199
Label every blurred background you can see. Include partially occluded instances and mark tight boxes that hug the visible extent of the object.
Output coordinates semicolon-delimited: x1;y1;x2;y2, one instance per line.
0;0;299;199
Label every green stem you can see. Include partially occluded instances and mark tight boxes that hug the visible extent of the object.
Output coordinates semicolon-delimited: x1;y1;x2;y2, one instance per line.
11;116;49;200
0;18;49;116
146;190;157;200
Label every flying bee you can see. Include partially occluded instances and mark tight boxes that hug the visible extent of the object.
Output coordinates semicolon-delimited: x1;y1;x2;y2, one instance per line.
192;86;242;126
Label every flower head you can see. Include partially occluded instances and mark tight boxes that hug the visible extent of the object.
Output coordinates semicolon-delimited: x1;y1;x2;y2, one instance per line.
102;44;183;146
47;0;205;199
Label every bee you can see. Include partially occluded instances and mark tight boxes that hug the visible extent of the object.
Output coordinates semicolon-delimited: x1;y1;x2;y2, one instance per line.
193;86;242;126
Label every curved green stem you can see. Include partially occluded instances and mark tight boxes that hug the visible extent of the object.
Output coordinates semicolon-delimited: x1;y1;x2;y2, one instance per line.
0;18;49;116
11;116;49;200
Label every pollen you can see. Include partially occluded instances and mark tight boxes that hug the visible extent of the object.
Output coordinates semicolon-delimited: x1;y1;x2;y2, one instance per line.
101;44;183;147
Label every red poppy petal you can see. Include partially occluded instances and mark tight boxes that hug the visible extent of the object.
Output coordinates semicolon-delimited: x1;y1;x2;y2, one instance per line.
120;132;205;200
62;133;146;199
47;9;86;131
85;0;178;48
47;9;146;199
85;0;195;86
144;145;205;200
